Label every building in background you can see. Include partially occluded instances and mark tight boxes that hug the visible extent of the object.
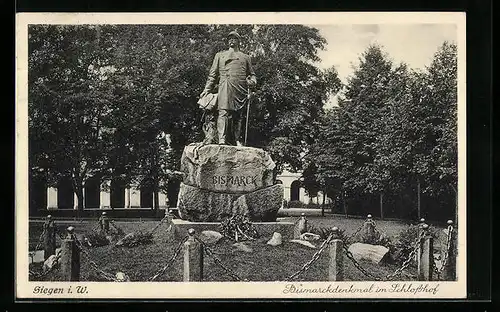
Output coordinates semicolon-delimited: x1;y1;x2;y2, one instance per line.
28;169;331;215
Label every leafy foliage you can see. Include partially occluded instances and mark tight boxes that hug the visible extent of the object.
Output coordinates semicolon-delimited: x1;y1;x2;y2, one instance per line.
84;231;110;247
389;224;439;264
307;223;346;240
303;42;458;220
219;215;260;241
115;231;154;248
28;24;341;207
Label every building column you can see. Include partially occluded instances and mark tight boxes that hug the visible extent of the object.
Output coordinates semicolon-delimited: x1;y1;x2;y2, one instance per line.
100;181;111;209
158;192;167;209
283;186;291;203
300;188;308;204
47;187;58;210
130;187;141;208
124;188;131;208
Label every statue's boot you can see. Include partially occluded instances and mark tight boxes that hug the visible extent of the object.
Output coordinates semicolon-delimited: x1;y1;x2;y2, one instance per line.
234;111;243;146
217;109;232;145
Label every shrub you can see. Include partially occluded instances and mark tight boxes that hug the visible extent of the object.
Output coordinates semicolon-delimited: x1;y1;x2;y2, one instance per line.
116;231;154;248
219;215;260;241
389;224;439;265
308;224;346;240
85;231;110;247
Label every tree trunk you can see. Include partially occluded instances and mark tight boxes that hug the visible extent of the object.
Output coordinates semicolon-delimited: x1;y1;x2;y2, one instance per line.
417;179;421;219
379;192;384;220
153;191;159;211
321;189;326;216
343;191;348;218
451;183;458;225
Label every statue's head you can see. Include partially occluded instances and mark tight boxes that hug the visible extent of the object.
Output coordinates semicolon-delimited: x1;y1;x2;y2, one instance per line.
227;31;241;48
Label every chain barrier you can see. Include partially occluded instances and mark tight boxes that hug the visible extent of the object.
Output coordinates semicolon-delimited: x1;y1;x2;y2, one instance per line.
285;233;334;281
342;244;382;281
30;226;47;266
385;230;425;280
141;215;169;236
29;251;62;280
344;223;364;244
109;220;125;235
433;224;454;280
73;234;118;281
340;228;425;281
148;235;188;281
91;220;102;234
195;237;245;281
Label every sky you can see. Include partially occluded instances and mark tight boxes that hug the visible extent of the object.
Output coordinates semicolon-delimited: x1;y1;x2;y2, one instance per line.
310;24;457;107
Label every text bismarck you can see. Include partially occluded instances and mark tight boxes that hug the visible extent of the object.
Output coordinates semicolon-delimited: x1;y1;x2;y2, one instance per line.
33;285;89;295
212;175;258;187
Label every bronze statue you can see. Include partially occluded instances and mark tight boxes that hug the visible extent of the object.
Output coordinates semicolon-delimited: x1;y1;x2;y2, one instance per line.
199;31;257;146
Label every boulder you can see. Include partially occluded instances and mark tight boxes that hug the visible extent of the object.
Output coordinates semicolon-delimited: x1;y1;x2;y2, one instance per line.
177;183;283;222
290;239;317;249
43;249;61;271
233;242;253;253
106;235;114;243
181;144;275;193
347;243;389;264
300;232;320;242
115;272;130;282
266;232;282;246
115;232;136;247
200;230;223;244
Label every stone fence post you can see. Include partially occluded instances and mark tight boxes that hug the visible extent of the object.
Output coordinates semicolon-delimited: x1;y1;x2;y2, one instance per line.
43;215;56;260
442;220;457;281
60;226;80;281
416;218;426;263
328;227;344;281
362;214;376;242
293;213;308;239
183;228;204;282
418;223;433;281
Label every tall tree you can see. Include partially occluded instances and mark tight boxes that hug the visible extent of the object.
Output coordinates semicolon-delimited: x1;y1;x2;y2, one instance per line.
29;25;117;211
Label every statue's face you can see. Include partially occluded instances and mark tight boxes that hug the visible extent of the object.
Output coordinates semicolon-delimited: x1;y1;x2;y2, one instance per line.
228;36;239;48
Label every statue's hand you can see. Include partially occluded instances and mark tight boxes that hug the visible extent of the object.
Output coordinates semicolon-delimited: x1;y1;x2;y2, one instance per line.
246;76;257;87
199;90;209;99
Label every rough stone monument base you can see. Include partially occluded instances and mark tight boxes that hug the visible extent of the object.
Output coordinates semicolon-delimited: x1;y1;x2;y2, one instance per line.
171;219;295;240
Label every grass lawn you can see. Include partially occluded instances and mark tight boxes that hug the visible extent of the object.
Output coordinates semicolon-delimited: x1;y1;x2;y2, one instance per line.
28;216;447;282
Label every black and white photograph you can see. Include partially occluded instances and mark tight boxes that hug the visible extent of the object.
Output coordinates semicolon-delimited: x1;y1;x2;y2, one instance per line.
15;12;466;299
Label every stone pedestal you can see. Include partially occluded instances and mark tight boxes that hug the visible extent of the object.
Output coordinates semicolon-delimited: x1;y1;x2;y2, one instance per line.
176;143;283;222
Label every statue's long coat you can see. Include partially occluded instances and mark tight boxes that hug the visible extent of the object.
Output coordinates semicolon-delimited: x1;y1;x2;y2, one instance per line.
204;50;257;111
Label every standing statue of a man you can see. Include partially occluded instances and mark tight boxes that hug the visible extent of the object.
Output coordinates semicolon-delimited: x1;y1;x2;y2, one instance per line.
199;31;257;146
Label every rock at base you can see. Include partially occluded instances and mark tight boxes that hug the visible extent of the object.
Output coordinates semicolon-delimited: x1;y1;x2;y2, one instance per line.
43;249;61;271
177;183;283;222
171;219;295;240
290;239;317;249
115;232;136;247
200;230;223;244
181;144;275;193
300;232;320;242
115;272;130;282
347;242;389;264
266;232;282;246
233;242;253;253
